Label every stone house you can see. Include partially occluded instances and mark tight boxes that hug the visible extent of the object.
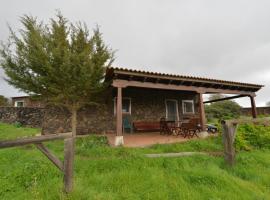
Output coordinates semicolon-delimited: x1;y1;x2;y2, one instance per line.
12;96;44;108
42;67;262;146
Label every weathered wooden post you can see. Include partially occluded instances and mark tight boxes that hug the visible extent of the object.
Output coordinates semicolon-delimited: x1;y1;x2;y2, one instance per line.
63;107;77;193
221;120;238;166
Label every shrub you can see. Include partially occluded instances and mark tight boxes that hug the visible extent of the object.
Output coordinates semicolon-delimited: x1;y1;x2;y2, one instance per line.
235;124;270;150
13;122;22;128
205;94;242;121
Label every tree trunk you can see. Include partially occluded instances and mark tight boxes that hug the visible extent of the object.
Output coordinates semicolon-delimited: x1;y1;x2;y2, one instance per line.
63;105;77;193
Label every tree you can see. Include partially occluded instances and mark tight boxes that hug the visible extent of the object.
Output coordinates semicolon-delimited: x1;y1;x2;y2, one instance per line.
205;94;242;121
0;13;114;192
266;101;270;107
0;95;10;106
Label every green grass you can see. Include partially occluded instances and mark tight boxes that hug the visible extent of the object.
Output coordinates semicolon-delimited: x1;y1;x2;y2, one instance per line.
0;123;270;199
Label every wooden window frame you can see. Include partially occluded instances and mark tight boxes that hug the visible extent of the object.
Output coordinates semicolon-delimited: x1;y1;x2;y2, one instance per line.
182;100;195;114
165;99;179;121
114;97;131;115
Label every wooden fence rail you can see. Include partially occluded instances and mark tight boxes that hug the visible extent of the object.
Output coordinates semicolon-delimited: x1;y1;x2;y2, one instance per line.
0;132;72;149
0;132;73;192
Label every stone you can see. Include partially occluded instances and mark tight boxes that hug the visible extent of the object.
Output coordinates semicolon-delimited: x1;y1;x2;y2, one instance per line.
197;131;209;138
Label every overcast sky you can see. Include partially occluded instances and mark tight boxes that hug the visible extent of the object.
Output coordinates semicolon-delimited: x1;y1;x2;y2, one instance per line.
0;0;269;107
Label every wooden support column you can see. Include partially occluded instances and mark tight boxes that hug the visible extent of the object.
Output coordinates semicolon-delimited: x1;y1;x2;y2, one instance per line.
198;92;206;131
115;87;124;145
116;87;123;136
250;96;257;118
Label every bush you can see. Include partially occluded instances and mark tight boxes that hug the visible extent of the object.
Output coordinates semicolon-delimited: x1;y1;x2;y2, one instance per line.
205;100;242;122
235;124;270;150
13;122;22;128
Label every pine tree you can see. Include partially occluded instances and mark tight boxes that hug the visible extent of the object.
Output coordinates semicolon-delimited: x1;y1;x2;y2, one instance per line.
0;12;114;192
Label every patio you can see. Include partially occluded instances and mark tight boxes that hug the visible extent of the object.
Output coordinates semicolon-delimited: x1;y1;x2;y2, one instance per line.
106;132;203;147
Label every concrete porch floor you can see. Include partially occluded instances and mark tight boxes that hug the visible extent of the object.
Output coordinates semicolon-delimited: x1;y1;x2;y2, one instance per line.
106;132;200;147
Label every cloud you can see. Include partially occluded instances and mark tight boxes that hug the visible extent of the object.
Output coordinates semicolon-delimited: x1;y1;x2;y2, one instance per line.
0;0;269;106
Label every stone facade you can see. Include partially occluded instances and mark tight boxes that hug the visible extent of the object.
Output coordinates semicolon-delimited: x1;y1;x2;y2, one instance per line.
0;107;44;127
41;87;199;134
1;87;200;134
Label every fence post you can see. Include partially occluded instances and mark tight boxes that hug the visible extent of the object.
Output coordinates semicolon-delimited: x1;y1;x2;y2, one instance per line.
63;137;75;193
221;120;237;166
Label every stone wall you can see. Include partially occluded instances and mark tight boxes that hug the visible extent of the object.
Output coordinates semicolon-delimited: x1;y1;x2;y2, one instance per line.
41;87;199;134
42;105;115;135
1;88;200;134
0;107;44;127
241;106;270;116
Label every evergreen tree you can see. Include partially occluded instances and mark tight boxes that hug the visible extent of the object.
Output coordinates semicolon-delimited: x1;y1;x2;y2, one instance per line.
0;13;114;192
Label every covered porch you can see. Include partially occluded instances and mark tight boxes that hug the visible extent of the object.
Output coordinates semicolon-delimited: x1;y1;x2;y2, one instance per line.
106;67;263;146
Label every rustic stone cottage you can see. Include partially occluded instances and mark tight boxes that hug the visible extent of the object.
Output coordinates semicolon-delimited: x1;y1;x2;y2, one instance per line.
42;67;263;145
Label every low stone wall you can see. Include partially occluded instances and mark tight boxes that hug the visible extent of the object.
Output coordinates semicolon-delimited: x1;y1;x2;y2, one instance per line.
241;106;270;116
42;105;114;135
0;107;44;127
0;106;114;135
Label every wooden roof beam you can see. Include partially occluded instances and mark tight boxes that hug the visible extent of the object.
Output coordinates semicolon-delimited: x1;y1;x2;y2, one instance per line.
112;79;255;96
203;94;247;104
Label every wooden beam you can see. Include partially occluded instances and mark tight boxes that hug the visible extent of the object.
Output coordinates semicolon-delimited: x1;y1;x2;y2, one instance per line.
63;137;75;193
250;96;257;118
145;152;223;158
143;77;147;82
116;87;123;136
35;143;63;171
0;132;72;149
112;79;255;96
113;69;262;90
203;94;247;104
128;75;133;81
198;93;206;131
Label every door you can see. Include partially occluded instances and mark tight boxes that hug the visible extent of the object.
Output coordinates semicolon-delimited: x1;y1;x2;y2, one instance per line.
165;100;179;121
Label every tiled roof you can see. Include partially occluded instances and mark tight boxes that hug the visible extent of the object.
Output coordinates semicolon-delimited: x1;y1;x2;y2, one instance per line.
107;67;263;89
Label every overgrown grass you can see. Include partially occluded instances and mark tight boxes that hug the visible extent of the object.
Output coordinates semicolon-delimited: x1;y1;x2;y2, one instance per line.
0;122;40;140
0;123;270;199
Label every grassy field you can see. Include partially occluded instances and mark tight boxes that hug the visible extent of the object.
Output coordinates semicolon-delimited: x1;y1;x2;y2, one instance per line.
0;123;270;199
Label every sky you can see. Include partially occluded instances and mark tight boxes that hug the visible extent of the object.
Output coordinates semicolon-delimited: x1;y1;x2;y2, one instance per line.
0;0;269;107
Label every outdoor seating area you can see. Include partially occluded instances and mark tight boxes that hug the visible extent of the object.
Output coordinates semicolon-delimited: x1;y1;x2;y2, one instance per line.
124;117;202;138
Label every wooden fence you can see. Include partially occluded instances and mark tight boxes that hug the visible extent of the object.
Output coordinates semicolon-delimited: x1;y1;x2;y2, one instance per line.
221;118;269;166
0;132;73;193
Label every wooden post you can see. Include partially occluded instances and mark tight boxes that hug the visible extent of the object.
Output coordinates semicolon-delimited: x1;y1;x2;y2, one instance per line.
198;93;206;131
115;87;124;146
221;121;237;166
250;96;257;118
63;106;77;193
63;138;74;193
116;87;123;136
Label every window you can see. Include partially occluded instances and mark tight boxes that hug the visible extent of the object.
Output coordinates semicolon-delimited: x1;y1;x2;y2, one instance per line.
182;100;194;114
165;99;179;121
114;98;131;114
15;101;24;107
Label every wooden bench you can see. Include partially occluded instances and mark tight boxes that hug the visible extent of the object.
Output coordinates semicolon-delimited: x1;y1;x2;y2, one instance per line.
133;121;160;132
